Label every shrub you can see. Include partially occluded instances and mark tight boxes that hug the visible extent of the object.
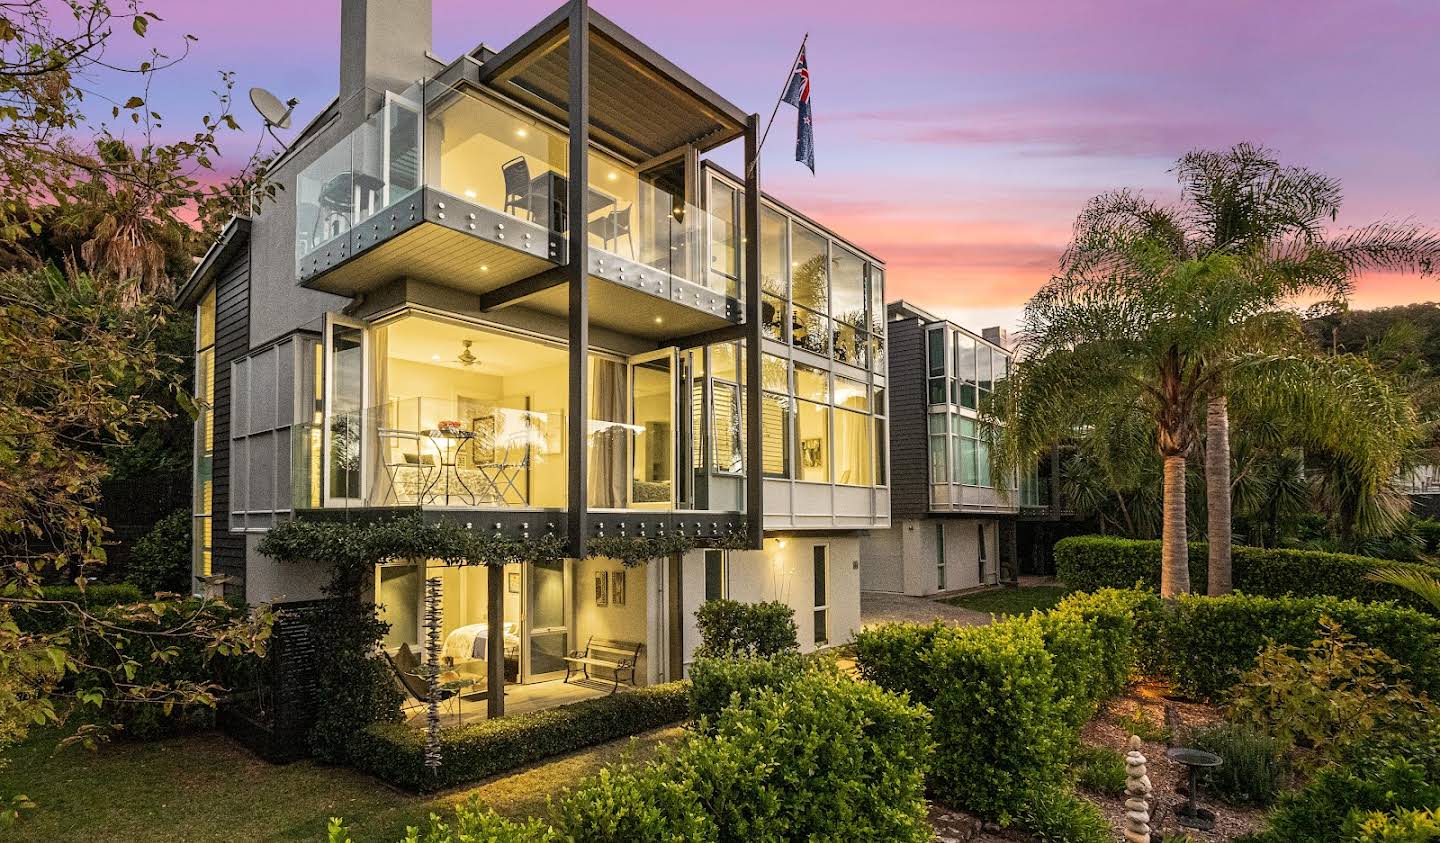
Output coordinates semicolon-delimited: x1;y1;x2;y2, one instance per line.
1351;808;1440;842
858;618;1071;822
1049;587;1163;686
549;763;713;842
1189;723;1286;806
1227;618;1437;766
1054;535;1439;612
15;583;143;633
1161;593;1440;699
1013;784;1109;843
654;669;933;843
126;509;192;595
67;597;259;739
348;682;689;792
686;652;826;725
326;800;552;843
1248;755;1440;843
1071;744;1127;795
308;598;404;762
692;599;798;658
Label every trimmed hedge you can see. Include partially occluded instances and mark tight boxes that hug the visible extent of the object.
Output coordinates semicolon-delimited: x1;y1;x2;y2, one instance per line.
1055;535;1438;612
348;681;689;792
693;598;798;658
1161;593;1440;699
687;652;827;726
855;616;1097;827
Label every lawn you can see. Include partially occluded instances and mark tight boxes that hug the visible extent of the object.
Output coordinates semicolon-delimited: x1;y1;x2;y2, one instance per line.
943;584;1069;616
2;725;682;843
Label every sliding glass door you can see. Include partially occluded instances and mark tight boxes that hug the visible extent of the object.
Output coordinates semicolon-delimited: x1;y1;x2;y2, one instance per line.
323;314;367;507
628;349;676;509
523;559;571;682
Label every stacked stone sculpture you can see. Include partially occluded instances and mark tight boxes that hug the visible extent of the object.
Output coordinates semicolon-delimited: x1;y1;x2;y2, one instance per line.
423;575;444;771
1124;734;1152;843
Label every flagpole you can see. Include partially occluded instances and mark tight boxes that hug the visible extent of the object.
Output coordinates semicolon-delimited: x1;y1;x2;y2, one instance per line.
757;32;808;155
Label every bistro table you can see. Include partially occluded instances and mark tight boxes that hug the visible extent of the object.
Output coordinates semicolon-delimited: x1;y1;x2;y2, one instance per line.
421;425;477;506
527;170;617;232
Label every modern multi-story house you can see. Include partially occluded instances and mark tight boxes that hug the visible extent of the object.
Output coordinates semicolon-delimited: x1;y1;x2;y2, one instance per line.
860;301;1021;596
179;0;888;715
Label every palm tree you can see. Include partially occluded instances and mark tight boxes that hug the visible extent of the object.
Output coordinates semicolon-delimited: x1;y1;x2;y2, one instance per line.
995;144;1437;597
1368;566;1440;611
1002;144;1439;596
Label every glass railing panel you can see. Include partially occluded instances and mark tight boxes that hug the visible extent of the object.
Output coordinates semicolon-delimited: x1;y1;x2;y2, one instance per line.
369;397;566;509
295;134;354;265
424;79;567;234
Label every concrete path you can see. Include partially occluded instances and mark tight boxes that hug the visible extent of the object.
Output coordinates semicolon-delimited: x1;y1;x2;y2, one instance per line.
859;590;992;629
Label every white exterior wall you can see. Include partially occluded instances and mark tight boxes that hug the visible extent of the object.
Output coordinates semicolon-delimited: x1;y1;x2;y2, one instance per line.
859;517;1003;597
678;535;862;675
244;534;330;605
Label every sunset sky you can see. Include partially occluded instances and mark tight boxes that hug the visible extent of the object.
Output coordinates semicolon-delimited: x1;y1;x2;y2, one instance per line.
90;0;1440;330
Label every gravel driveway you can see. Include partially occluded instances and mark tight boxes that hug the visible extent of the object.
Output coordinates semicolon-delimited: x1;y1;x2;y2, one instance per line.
860;590;992;629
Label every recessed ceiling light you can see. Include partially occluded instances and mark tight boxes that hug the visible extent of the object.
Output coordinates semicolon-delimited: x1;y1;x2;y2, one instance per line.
431;354;441;361
654;316;663;324
480;265;490;272
515;128;528;138
607;171;618;181
464;189;477;199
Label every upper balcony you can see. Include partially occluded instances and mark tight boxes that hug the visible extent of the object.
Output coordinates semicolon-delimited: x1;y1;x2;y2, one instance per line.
293;4;752;343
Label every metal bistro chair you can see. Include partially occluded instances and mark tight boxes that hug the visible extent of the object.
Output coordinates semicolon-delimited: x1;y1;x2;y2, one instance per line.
501;156;536;220
386;643;474;722
470;412;532;506
378;427;436;505
590;204;634;257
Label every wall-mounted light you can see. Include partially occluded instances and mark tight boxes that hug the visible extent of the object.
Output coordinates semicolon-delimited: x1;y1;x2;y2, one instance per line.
464;189;477;199
654;316;663;324
607;171;618;181
431;354;441;361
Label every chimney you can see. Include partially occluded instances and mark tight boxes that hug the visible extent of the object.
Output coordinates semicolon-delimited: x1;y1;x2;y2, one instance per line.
982;326;1009;349
340;0;434;107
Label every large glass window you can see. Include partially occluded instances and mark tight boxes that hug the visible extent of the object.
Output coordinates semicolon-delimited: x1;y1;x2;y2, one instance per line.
791;224;829;356
761;354;791;478
704;549;727;601
833;376;869;411
928;413;948;483
955;334;977;409
794;362;829;403
927;328;947;405
813;545;830;646
797;400;831;483
327;324;364;502
193;287;216;585
761;207;788;342
834;409;873;486
831;247;866;327
708;181;741;298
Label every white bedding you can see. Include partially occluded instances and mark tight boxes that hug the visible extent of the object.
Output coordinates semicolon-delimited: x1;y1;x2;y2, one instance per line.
443;622;519;663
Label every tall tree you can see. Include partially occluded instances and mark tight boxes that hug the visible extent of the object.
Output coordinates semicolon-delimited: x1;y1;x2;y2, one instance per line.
1003;144;1439;596
995;145;1434;596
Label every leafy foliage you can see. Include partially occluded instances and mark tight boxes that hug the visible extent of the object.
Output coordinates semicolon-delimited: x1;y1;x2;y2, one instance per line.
692;598;798;659
1227;617;1438;765
1350;808;1440;843
1246;754;1440;843
687;652;827;726
1189;722;1287;806
348;683;689;793
1054;535;1440;612
1070;744;1127;795
1160;593;1440;699
124;509;190;595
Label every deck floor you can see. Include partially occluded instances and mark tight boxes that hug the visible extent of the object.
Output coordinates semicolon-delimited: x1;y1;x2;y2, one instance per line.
405;677;619;726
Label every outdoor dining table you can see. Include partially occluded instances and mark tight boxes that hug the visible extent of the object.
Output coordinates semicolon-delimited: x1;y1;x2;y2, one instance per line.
420;426;476;506
527;170;617;232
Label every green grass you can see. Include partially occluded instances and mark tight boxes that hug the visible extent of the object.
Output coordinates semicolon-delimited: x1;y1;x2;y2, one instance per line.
2;725;681;843
943;585;1069;616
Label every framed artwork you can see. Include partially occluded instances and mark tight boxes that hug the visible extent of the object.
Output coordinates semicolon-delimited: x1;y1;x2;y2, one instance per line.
611;570;626;606
508;572;520;594
594;571;609;607
801;437;823;468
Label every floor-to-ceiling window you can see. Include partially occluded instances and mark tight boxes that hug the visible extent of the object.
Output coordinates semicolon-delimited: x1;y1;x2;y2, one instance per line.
192;287;216;585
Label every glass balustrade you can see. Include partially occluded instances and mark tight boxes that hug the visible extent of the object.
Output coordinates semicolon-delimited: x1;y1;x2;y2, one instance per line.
295;78;724;294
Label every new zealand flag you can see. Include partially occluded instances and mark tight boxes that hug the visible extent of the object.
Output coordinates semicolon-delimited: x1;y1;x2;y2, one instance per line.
780;45;814;173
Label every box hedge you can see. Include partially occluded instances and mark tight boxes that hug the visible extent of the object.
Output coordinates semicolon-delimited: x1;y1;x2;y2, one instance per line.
348;681;689;792
1160;593;1440;699
1054;535;1438;612
687;651;830;726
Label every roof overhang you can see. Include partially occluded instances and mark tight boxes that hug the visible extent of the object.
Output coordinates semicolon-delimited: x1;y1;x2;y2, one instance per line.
476;1;748;161
178;216;250;307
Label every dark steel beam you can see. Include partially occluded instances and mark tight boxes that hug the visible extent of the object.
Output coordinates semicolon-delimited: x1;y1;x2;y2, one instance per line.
565;0;590;559
672;322;745;350
475;3;570;85
742;114;763;551
486;563;505;717
476;266;569;311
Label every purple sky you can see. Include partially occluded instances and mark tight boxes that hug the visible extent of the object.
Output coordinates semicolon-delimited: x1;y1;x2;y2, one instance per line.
88;0;1440;329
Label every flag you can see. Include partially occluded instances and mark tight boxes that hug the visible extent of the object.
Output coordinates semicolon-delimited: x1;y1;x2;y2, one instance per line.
780;44;814;173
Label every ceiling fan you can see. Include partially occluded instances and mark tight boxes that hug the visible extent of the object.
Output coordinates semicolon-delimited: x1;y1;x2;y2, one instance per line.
456;339;479;368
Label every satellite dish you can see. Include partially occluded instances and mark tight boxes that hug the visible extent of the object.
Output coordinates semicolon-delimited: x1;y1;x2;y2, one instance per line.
249;86;297;131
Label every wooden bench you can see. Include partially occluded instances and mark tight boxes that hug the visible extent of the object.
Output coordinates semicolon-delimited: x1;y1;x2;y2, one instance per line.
563;636;642;693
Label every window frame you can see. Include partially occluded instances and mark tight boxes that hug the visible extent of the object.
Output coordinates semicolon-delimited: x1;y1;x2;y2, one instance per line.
812;544;830;646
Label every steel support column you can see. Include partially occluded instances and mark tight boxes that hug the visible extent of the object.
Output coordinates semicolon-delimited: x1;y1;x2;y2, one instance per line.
486;563;505;718
565;0;591;559
742;114;763;550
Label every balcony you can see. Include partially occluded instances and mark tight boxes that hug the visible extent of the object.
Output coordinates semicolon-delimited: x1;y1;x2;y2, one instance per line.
294;75;740;341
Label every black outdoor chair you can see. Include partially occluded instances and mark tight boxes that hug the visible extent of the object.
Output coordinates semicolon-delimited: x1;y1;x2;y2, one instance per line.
590;204;634;257
501;156;536;220
386;643;470;717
